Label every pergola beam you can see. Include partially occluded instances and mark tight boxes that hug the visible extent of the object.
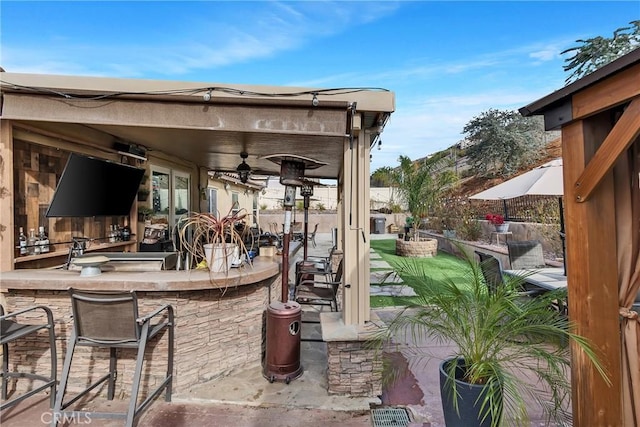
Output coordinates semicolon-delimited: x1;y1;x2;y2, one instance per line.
574;97;640;202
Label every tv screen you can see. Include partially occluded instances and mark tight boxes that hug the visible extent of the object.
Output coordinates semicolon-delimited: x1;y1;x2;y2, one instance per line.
46;153;145;217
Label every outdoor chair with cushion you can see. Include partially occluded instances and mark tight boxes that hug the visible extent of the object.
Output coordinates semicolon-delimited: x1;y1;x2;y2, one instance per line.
52;289;174;427
295;259;343;312
1;304;57;410
507;240;546;269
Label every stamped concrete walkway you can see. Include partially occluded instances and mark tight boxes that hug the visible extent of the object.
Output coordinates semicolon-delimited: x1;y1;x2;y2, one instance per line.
369;234;417;298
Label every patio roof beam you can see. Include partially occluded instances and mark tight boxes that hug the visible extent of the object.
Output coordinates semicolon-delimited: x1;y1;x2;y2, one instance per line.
1;93;349;137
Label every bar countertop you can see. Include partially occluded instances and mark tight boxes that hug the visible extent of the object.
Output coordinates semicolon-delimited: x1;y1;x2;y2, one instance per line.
0;257;281;292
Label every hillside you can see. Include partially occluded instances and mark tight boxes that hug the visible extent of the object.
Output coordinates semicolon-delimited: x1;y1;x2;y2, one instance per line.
451;137;562;198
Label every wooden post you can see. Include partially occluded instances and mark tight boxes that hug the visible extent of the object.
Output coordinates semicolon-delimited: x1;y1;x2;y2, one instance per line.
0;120;15;272
563;116;622;426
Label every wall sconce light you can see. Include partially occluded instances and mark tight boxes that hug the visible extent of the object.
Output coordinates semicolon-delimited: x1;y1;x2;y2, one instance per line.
311;93;319;107
203;89;212;102
237;152;251;183
224;182;230;191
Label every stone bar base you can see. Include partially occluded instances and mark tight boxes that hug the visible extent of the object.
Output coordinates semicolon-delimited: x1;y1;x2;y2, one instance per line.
321;311;383;398
2;276;280;398
395;238;438;257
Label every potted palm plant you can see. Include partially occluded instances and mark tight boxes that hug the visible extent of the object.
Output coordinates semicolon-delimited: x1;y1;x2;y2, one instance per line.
177;206;249;273
378;249;608;427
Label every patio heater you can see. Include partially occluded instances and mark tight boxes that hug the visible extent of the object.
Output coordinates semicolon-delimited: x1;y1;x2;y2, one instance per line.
261;154;326;384
300;184;314;260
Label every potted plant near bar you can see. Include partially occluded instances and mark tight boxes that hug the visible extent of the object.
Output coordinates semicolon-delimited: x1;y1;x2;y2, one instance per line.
177;206;249;273
378;249;608;427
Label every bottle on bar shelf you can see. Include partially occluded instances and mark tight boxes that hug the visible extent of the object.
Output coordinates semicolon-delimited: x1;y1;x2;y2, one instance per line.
38;226;50;253
18;227;27;256
28;228;39;255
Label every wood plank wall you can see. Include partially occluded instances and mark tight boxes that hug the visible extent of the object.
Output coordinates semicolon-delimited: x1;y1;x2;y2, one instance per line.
13;139;127;257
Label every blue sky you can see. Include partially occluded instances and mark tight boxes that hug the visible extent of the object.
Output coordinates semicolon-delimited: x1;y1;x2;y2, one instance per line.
1;1;638;172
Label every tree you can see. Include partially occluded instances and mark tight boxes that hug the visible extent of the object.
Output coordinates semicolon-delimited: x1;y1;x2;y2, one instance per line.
370;166;395;187
463;109;545;178
390;155;457;239
562;20;640;84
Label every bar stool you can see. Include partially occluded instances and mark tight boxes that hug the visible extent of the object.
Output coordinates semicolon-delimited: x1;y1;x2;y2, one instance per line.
52;289;174;427
1;304;57;410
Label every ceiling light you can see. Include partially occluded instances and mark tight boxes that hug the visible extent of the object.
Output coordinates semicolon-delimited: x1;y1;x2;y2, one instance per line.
311;93;319;107
237;152;251;183
203;90;212;102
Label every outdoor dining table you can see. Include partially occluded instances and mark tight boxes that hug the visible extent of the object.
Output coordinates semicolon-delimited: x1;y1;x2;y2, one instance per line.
503;267;567;291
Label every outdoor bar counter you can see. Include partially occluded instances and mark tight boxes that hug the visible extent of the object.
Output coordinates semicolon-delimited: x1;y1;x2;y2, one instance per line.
0;253;291;398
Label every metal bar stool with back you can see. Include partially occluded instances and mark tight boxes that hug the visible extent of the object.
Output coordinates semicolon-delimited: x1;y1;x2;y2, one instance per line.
1;304;57;411
52;289;174;427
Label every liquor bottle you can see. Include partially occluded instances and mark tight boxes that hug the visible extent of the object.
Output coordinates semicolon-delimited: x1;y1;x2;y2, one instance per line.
38;226;50;253
122;225;131;241
28;228;40;255
18;227;28;256
109;225;116;243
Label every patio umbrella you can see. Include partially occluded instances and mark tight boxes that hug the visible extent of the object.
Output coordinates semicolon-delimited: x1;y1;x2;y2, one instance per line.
469;157;565;273
469;158;563;200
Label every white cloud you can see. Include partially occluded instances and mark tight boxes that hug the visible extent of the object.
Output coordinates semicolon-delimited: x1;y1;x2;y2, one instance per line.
2;2;399;78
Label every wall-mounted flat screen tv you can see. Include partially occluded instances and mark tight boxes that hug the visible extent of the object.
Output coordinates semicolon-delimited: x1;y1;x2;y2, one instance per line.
46;153;145;217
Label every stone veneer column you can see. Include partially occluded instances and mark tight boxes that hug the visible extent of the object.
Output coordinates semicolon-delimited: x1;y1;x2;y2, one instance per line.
321;311;383;398
326;341;382;396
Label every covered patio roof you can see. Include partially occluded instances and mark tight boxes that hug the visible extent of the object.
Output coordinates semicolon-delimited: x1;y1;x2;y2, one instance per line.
0;72;395;180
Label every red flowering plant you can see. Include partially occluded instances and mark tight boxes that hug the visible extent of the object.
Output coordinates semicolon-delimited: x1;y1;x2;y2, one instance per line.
485;213;505;225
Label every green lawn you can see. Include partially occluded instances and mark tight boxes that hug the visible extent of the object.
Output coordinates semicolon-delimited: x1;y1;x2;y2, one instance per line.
369;239;472;308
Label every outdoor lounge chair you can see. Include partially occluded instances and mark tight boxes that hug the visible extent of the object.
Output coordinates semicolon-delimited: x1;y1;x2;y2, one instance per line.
52;289;174;427
475;251;543;298
295;259;343;312
507;240;546;269
1;304;57;410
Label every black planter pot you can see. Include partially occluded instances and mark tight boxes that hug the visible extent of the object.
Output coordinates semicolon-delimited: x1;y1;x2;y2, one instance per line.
439;358;502;427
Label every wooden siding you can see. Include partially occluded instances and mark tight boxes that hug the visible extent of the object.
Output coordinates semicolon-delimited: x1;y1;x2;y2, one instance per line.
12;139;133;266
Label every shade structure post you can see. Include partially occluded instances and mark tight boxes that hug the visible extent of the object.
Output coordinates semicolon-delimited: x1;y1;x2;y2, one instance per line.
559;197;566;275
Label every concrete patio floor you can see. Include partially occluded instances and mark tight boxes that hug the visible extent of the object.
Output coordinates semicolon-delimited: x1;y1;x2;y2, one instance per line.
1;233;570;426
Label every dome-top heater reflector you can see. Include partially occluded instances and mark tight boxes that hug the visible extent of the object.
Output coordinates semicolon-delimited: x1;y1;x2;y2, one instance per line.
262;154;326;302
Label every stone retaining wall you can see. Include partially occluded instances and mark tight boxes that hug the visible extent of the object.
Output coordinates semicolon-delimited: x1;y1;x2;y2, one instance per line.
395;238;438;257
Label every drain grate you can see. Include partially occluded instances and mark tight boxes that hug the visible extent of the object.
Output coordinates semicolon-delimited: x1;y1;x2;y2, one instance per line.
371;407;411;427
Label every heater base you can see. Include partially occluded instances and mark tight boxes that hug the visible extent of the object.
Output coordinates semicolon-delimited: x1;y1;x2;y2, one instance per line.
264;301;303;384
263;365;304;384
